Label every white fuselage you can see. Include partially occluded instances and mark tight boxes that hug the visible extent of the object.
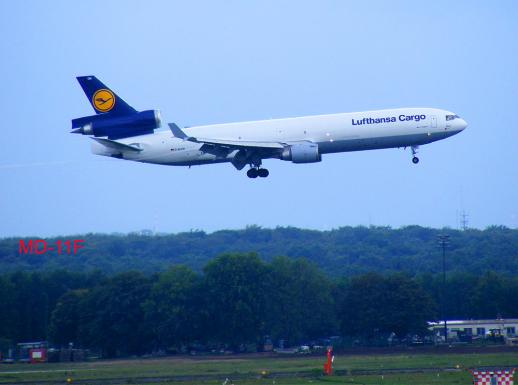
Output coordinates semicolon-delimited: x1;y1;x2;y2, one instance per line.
91;107;467;166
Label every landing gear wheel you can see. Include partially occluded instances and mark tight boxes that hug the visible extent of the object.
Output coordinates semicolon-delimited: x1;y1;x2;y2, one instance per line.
247;168;258;178
410;146;419;164
258;168;269;178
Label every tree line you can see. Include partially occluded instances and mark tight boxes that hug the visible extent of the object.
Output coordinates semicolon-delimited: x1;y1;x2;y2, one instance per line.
1;254;517;357
1;226;517;276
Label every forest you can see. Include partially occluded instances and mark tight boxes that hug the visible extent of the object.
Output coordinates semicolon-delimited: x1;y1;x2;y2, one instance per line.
0;252;517;357
1;226;517;276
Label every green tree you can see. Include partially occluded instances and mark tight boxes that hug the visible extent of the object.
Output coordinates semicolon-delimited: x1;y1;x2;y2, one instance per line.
501;276;518;317
79;271;151;357
143;266;200;350
0;276;16;340
471;271;504;318
339;273;435;339
202;253;268;348
266;257;337;344
49;289;88;346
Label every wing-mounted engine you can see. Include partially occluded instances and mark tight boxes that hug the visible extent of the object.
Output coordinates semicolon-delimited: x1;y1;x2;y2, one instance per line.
71;110;161;140
281;142;321;163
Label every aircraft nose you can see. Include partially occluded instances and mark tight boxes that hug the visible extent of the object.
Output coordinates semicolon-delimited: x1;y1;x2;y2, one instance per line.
454;118;468;131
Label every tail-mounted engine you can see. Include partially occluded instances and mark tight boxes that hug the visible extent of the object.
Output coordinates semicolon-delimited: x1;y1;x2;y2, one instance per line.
71;110;161;140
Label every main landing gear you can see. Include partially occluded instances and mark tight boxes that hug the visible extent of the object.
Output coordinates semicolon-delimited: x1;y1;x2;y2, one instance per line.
247;167;269;178
411;146;420;164
247;159;269;178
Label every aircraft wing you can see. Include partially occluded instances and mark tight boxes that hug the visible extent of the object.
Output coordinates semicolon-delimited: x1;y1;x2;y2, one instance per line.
168;123;284;149
192;137;284;149
91;137;143;152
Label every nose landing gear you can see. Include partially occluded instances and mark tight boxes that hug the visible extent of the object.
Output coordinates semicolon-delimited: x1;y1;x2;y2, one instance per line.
411;146;420;164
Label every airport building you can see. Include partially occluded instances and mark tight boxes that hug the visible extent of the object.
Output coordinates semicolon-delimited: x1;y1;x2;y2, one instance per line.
429;319;518;343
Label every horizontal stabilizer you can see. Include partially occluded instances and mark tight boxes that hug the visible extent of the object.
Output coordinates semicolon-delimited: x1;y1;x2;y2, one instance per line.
91;137;143;152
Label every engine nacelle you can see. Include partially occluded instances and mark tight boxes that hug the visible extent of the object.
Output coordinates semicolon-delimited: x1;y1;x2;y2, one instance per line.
281;143;321;163
71;110;161;139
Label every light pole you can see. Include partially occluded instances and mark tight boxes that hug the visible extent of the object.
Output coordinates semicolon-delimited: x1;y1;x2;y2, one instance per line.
437;234;450;343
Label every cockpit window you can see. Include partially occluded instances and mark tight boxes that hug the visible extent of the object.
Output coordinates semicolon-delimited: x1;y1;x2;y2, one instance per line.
446;114;460;121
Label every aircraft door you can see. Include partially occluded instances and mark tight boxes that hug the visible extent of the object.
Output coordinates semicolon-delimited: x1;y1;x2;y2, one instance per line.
431;115;437;128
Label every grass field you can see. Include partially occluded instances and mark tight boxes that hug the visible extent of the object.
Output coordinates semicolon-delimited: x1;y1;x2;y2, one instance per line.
0;350;516;385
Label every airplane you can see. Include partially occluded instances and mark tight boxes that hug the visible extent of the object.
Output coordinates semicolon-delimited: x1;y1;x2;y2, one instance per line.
71;76;467;178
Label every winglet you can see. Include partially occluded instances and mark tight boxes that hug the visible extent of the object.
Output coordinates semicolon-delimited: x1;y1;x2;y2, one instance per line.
168;123;193;141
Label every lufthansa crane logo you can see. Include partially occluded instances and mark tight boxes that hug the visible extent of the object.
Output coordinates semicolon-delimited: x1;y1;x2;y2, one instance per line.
92;89;115;112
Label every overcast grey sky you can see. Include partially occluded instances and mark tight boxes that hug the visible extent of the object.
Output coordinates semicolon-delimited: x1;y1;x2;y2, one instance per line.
0;0;517;236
